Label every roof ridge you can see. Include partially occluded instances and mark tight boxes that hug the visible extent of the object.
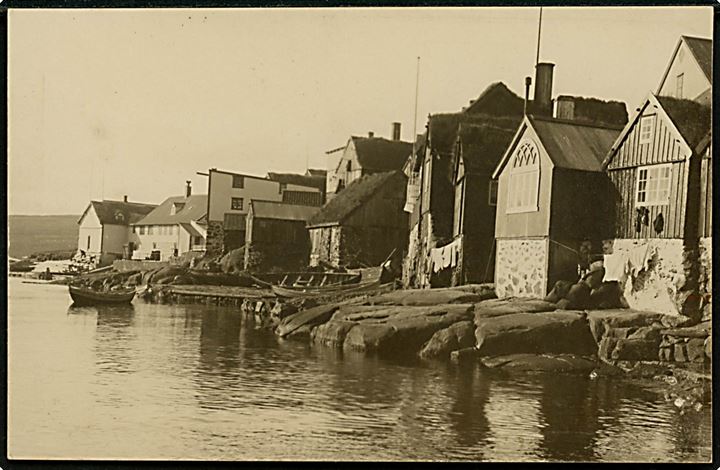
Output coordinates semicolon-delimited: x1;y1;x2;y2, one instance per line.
528;114;625;131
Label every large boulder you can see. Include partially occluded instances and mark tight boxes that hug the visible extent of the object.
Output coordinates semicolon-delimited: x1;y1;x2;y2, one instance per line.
312;304;474;355
472;298;557;323
419;320;475;359
480;354;597;373
586;309;667;344
366;286;494;307
220;247;245;274
150;265;188;283
474;311;597;356
276;304;339;338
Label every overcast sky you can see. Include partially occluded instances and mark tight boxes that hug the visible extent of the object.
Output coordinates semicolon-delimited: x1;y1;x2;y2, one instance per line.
8;6;712;215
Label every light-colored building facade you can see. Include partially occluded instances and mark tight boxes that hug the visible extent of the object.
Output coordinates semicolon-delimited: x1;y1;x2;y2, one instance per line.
205;168;322;255
131;193;208;261
76;198;157;266
656;36;711;105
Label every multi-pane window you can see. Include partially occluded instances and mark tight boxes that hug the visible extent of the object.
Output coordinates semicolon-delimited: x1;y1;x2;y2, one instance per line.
636;164;671;206
232;175;244;188
231;197;244;210
488;180;499;206
139;226;146;235
639;115;655;145
148;226;154;235
506;141;540;213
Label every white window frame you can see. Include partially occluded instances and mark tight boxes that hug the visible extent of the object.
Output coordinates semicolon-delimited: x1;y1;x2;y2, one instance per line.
639;115;655;145
506;140;540;214
231;197;244;211
635;163;672;206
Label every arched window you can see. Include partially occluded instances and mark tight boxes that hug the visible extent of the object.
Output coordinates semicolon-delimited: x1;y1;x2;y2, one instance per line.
506;140;540;213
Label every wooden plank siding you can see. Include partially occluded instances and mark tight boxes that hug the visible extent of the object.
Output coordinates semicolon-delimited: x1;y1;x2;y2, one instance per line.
606;104;693;240
607;161;687;239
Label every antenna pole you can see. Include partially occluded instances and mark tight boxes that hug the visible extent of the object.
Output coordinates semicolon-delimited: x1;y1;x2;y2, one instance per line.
535;7;543;66
412;56;420;161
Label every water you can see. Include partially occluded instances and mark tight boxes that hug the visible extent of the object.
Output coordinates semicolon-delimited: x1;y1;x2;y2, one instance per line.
7;278;712;462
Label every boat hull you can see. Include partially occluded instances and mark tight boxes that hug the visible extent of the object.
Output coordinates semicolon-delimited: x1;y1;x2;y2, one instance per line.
69;286;136;306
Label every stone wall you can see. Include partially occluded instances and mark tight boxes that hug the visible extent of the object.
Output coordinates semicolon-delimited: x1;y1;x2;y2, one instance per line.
698;237;711;318
495;238;547;298
205;221;225;257
606;238;692;316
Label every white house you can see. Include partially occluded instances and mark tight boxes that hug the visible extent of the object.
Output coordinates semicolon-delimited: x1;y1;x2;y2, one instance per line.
77;197;157;266
656;35;711;105
131;193;208;262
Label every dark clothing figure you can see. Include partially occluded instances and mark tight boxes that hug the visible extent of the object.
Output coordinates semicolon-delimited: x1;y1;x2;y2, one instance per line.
653;212;664;234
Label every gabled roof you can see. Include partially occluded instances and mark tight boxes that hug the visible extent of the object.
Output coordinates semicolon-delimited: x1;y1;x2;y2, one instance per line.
656;95;711;151
267;172;325;191
463;81;525;116
79;200;157;226
308;171;405;227
349;136;413;172
603;93;710;169
134;194;208;226
250;199;319;222
493;115;621;178
455;119;521;174
657;35;712;93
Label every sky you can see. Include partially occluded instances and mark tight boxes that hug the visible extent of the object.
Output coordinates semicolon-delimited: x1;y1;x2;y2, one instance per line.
8;6;712;215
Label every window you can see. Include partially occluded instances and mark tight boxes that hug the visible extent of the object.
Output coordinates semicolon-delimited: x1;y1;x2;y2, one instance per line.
194;236;204;246
676;73;684;99
139;226;146;235
232;175;244;188
636;164;671;206
231;197;244;210
148;226;154;235
279;183;287;194
346;160;352;172
488;180;499;206
639;115;655;145
506;141;540;213
87;236;91;250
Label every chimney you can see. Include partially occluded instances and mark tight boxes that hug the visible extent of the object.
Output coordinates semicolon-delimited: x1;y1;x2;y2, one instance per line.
524;76;532;115
534;62;555;117
555;96;575;120
186;180;192;198
392;122;401;141
123;195;128;203
368;131;375;138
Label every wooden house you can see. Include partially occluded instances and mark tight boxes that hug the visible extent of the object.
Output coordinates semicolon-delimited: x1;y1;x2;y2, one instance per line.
204;168;321;256
307;171;407;268
656;35;711;106
243;200;320;272
602;93;711;317
493;115;621;298
402;82;525;288
130;190;208;262
325;124;412;201
77;197;157;266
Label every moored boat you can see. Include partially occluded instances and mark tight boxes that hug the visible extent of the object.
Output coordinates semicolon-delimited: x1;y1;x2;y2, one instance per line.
68;285;136;306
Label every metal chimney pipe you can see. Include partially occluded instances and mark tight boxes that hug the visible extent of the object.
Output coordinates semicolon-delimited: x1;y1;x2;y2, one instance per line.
186;180;192;197
534;62;555;117
123;195;128;203
368;131;375;138
524;76;532;115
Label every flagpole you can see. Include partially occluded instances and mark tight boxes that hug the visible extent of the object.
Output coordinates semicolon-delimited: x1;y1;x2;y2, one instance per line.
535;7;543;66
412;56;420;159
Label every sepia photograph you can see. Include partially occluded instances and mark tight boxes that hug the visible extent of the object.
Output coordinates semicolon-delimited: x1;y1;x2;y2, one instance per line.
6;4;714;463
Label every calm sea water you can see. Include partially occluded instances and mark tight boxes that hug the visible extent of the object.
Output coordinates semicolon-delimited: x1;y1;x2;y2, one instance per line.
7;278;712;462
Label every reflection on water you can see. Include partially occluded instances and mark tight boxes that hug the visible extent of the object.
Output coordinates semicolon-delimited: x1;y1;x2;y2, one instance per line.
8;279;712;461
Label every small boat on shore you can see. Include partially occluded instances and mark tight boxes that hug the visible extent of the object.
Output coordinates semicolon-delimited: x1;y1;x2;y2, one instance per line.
68;285;136;306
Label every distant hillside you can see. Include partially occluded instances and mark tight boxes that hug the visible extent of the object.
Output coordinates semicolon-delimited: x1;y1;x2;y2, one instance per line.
8;215;79;258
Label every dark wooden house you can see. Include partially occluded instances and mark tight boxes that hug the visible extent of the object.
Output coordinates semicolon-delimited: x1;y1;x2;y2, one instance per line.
403;82;525;288
493;115;621;298
602;93;711;317
307;171;407;268
243;200;320;272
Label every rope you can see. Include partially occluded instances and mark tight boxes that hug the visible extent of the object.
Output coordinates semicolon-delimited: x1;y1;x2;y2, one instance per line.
549;238;580;255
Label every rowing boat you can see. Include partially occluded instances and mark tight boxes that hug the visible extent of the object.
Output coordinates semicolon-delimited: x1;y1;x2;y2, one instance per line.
68;285;136;306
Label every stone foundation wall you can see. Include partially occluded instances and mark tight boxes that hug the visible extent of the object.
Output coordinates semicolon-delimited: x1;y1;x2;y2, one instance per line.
205;221;225;257
605;238;695;316
495;238;547;299
698;237;711;319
